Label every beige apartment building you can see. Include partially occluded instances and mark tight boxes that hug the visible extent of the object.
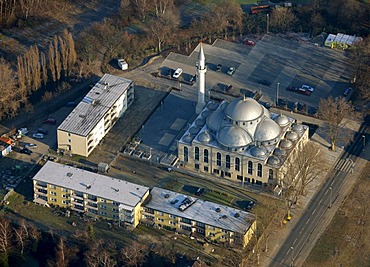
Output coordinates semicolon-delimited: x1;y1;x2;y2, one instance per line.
142;187;256;248
33;161;149;228
57;74;134;157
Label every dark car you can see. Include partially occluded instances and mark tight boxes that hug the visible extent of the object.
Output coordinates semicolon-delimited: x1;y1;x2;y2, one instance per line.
38;128;48;135
216;64;222;72
243;40;255;46
286;86;297;91
343;87;352;96
278;98;288;107
226;84;233;92
190;75;197;83
20;148;33;155
297;102;307;112
43;118;56;125
257;80;271;86
195;188;205;196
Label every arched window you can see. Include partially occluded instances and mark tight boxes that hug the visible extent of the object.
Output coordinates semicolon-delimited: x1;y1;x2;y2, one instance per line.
226;155;230;169
269;169;273;179
184;147;188;162
204;149;209;163
217;152;221;166
195;147;199;161
257;163;263;177
248;161;253;174
235;157;240;171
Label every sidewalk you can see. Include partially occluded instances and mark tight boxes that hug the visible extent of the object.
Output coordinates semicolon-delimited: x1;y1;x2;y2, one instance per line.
257;121;366;267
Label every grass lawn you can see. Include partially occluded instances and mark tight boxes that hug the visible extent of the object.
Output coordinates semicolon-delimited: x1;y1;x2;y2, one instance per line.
304;163;370;267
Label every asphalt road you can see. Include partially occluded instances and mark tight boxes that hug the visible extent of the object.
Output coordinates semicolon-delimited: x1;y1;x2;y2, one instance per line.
270;125;368;267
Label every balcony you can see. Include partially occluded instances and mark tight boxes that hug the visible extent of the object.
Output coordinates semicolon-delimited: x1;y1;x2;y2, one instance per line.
71;204;84;212
35;182;47;188
86;202;98;209
37;189;47;195
71;198;84;205
72;193;84;200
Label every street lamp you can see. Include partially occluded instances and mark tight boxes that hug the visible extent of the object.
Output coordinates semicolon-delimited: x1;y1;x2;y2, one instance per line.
290;246;294;267
329;187;332;208
266;14;269;33
276;82;280;107
362;135;366;151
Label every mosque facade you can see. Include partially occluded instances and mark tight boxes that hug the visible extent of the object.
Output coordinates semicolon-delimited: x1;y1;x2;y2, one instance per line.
177;44;309;186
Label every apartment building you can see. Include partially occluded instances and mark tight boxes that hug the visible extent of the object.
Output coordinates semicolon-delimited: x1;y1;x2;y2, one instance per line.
142;187;256;248
57;74;134;157
33;161;149;228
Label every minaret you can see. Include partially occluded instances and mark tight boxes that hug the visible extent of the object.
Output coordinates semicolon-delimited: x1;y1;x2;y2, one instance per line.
196;43;206;114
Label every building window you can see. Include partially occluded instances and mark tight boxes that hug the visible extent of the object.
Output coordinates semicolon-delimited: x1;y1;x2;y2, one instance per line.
50;191;56;196
112;208;119;212
62;194;67;198
68;139;71;143
169;214;176;219
269;169;273;179
157;218;164;222
62;200;68;204
50;198;57;202
213;169;220;174
204;166;209;172
197;228;204;234
100;205;107;209
180;217;191;224
100;211;107;216
113;201;120;206
217;152;221;166
235;157;240;171
209;233;215;237
257;163;263;177
195;164;199;170
208;226;215;230
113;214;119;219
225;172;231;177
157;211;164;216
184;146;189;162
226;155;230;169
204;149;209;163
195;147;199;161
237;175;243;181
61;188;68;192
50;185;56;189
248;161;253;174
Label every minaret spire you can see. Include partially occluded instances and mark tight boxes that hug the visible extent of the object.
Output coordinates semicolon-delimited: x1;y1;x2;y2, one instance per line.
196;43;207;114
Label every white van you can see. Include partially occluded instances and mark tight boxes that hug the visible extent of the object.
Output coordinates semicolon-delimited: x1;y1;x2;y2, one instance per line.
117;59;128;70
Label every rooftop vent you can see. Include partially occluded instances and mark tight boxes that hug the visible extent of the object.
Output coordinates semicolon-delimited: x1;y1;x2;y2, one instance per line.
86;184;91;189
234;213;240;218
170;199;179;205
66;172;73;177
216;208;221;213
164;194;170;198
222;215;227;219
111;187;119;192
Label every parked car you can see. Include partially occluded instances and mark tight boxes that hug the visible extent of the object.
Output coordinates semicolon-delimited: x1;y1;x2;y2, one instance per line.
43;118;57;125
227;67;235;75
190;75;197;83
172;68;183;79
286;86;311;96
343;87;352;96
297;102;307;112
117;59;128;70
195;187;205;196
226;84;233;92
301;84;315;92
25;143;37;149
278;98;288;107
257;79;271;86
32;133;44;139
37;128;48;135
216;64;222;72
18;127;28;136
243;40;255;46
246;201;255;211
20;148;33;155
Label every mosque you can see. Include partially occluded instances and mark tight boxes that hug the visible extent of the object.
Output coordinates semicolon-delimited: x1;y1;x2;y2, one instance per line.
177;44;309;186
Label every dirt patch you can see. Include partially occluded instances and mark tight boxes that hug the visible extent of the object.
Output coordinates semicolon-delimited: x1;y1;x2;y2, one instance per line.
304;163;370;267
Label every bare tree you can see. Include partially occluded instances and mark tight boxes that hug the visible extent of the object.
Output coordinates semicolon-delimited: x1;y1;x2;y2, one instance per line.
120;240;148;267
14;225;27;256
270;7;297;33
0;58;20;119
29;224;41;253
0;217;12;264
85;240;117;267
153;0;174;18
134;0;147;21
318;96;358;151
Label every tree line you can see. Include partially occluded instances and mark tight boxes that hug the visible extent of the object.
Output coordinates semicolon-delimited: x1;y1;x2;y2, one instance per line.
0;29;76;120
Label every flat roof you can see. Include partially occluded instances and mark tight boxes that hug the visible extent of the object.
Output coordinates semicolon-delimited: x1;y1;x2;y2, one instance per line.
146;187;255;234
33;161;149;208
58;74;132;136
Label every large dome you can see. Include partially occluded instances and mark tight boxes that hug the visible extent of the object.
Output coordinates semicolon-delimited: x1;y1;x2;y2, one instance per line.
225;97;263;122
254;118;281;142
217;126;252;148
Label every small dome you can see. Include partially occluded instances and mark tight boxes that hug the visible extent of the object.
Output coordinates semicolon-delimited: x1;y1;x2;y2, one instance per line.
195;118;206;127
267;156;281;166
274;115;290;127
250;146;268;158
217;126;252;148
292;124;304;133
286;131;299;141
189;126;200;135
254;118;281;142
201;110;211;118
273;148;286;157
183;133;193;143
206;108;224;132
225;97;263;122
197;131;213;144
207;102;219;111
280;139;293;149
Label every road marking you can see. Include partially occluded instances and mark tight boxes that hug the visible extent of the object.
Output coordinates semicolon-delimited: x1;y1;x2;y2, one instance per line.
285;250;290;256
306;218;310;224
312;208;317;214
319;199;322;205
293;238;297;245
324;190;328;195
331;180;335;186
